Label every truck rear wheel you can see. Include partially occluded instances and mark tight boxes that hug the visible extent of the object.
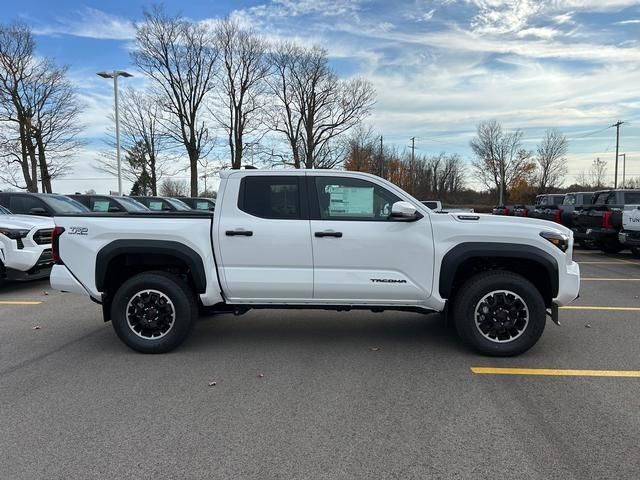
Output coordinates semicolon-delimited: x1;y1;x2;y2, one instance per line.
452;271;546;356
111;271;197;353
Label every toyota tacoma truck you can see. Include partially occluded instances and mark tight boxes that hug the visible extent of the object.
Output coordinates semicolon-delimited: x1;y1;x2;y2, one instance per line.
0;205;55;286
50;170;580;356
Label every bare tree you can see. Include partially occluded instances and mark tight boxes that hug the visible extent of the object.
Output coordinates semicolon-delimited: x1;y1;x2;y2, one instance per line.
589;157;607;189
470;120;533;204
268;44;375;168
159;177;188;197
0;23;81;192
213;19;269;169
96;88;170;195
132;6;218;196
536;128;568;193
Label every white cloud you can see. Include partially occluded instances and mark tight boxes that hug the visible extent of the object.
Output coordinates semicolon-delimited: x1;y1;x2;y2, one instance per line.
617;19;640;24
33;8;135;40
516;27;560;39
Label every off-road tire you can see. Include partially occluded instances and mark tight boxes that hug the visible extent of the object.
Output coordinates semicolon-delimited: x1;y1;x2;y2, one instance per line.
452;271;546;357
111;271;197;353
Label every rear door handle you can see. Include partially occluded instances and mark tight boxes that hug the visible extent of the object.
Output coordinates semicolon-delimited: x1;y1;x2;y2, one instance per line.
226;230;253;237
315;231;343;238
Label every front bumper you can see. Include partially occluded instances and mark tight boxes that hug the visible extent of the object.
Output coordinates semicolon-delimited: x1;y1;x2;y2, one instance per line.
553;260;580;307
0;234;52;272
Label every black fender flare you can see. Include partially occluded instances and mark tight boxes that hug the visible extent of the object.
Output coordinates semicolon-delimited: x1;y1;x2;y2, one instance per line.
438;242;559;299
95;240;207;293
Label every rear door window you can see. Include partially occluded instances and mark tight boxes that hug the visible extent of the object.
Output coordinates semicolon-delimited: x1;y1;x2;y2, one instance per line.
239;176;302;219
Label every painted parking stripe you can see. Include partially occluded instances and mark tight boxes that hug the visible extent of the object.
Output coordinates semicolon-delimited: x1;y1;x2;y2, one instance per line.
471;367;640;377
560;306;640;311
0;301;42;305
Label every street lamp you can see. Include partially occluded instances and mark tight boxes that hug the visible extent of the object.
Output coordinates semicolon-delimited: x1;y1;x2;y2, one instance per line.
97;70;133;195
618;153;627;188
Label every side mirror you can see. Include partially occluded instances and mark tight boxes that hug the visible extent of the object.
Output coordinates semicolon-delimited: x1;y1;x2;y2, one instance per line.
29;207;48;216
390;201;418;220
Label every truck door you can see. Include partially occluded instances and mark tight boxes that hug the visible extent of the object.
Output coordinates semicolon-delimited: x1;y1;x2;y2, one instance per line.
308;174;433;303
216;174;313;301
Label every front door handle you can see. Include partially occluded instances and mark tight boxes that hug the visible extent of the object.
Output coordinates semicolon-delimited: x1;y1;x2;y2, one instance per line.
315;231;343;238
226;230;253;237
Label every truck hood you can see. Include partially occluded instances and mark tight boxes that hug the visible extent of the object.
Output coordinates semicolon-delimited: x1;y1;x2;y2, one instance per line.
447;212;572;236
0;215;55;231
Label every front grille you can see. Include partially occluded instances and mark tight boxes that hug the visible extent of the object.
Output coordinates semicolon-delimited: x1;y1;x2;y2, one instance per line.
33;229;53;245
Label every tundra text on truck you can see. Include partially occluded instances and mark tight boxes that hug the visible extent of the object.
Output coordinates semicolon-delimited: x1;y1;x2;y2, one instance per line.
50;170;581;356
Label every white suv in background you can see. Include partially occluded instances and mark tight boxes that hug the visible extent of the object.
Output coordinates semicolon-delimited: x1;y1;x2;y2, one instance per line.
0;205;55;287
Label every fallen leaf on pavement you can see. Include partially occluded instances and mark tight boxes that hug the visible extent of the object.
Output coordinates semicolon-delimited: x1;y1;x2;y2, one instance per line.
32;326;41;330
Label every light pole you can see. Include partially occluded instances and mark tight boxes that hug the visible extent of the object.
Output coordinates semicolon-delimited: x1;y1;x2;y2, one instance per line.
618;153;627;188
97;70;133;195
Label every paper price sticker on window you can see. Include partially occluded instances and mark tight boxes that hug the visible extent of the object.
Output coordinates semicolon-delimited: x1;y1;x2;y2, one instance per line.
326;185;374;217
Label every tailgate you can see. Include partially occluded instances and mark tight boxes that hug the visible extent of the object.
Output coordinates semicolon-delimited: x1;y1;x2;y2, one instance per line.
622;205;640;231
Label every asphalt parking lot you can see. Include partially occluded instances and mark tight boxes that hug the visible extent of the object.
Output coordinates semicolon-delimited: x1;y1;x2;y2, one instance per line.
1;249;640;480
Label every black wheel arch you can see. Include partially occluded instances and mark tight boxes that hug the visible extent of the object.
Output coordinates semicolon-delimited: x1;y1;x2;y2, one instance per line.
96;239;207;296
439;242;559;305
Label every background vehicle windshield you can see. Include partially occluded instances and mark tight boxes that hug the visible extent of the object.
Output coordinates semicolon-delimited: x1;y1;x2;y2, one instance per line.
42;195;90;213
118;197;150;211
166;198;192;211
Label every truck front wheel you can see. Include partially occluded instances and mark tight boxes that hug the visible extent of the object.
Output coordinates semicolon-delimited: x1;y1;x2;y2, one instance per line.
111;271;197;353
452;271;546;356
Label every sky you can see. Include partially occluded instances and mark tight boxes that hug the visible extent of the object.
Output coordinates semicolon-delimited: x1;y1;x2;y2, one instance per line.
1;0;639;194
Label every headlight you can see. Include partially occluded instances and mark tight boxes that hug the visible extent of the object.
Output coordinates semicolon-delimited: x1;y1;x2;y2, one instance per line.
540;231;569;252
0;228;29;240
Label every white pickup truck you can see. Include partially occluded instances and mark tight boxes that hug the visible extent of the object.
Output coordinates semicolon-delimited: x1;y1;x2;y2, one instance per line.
0;205;55;287
50;170;580;356
619;205;640;256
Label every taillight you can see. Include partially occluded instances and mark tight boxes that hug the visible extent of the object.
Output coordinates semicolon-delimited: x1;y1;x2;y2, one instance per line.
554;209;562;224
51;226;65;265
523;208;529;217
505;207;510;215
602;211;613;229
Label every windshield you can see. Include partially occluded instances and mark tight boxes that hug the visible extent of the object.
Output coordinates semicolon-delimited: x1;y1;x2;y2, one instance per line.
41;195;90;213
166;198;192;211
118;197;150;211
0;205;10;214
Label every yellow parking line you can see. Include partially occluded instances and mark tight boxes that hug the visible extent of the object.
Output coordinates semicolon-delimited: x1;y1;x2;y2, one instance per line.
471;367;640;377
0;301;42;305
582;278;640;281
560;305;640;311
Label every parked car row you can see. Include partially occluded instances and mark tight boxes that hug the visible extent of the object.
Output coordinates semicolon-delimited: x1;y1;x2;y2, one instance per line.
0;192;216;216
0;191;216;286
492;189;640;254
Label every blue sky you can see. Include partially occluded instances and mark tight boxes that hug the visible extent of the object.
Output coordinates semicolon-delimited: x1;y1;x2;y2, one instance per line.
2;0;640;193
